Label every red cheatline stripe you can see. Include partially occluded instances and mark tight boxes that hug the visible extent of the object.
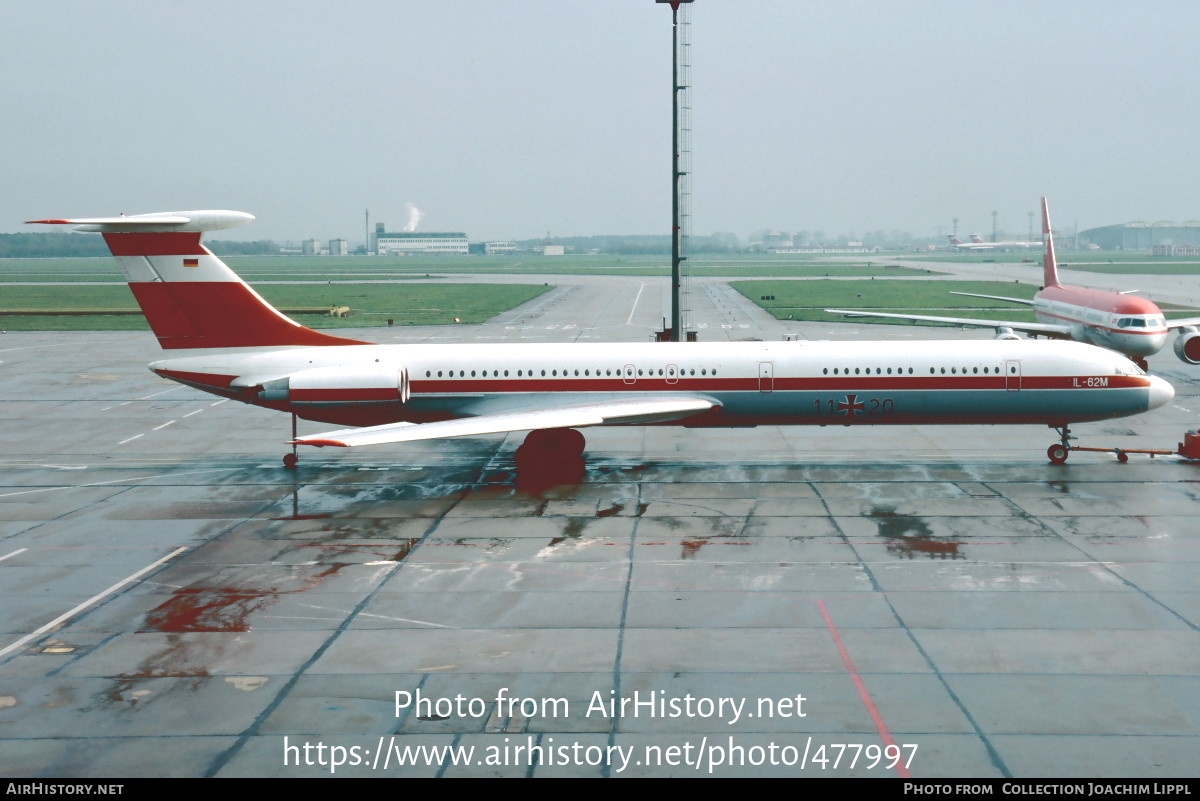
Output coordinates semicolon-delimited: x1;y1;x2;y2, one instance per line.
153;369;238;388
818;600;912;779
410;375;1146;394
1035;309;1166;337
152;369;1147;397
291;439;347;447
291;389;399;402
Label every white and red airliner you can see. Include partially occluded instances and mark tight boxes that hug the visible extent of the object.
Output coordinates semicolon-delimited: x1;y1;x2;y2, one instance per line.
838;198;1200;369
947;233;1040;251
29;209;1174;466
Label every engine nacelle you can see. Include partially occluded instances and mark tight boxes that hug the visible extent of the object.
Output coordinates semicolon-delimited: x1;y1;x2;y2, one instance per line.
257;365;410;405
1174;326;1200;365
993;327;1022;341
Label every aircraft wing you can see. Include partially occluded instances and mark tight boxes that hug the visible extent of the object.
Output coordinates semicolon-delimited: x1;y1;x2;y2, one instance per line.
292;396;717;448
948;291;1035;307
1166;316;1200;330
825;308;1074;337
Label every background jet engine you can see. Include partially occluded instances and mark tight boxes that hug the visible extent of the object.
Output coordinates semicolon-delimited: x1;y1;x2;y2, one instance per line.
1173;326;1200;364
993;327;1022;341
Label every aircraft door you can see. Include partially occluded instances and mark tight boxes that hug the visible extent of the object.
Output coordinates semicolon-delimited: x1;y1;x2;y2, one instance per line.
666;363;679;385
758;361;774;392
1005;360;1021;391
623;364;636;385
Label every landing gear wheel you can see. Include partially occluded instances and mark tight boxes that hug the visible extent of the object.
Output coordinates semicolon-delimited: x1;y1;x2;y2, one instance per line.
282;452;298;470
1116;450;1129;464
1135;357;1149;372
1047;443;1069;465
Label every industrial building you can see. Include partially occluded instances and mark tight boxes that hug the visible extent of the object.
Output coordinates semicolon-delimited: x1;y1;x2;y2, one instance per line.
1079;221;1200;251
468;241;519;255
374;230;469;255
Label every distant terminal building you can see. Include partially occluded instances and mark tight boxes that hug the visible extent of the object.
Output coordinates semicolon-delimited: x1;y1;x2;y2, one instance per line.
762;231;794;251
468;241;518;255
1151;244;1200;257
1079;221;1200;251
302;238;323;256
376;231;469;255
328;238;348;256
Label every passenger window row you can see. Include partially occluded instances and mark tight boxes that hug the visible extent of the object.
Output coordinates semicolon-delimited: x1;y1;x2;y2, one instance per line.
423;368;720;378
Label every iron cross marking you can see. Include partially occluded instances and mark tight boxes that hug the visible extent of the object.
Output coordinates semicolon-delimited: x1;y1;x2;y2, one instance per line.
836;394;865;417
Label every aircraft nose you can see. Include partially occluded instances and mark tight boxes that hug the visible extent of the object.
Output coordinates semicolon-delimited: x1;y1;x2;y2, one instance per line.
1147;375;1175;410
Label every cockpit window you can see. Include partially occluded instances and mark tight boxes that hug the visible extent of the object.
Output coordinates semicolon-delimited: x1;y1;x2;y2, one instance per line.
1115;359;1146;377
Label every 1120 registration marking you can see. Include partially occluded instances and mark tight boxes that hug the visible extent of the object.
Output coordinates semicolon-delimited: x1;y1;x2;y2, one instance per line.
1073;377;1109;388
814;395;895;418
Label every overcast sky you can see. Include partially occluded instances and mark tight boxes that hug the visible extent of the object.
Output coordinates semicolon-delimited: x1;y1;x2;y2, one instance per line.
5;1;1199;243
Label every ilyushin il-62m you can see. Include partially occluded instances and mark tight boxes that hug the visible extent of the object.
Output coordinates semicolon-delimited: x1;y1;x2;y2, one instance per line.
29;209;1173;467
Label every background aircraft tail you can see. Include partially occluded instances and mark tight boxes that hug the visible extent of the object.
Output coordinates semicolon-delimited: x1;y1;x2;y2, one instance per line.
27;210;363;350
1041;197;1061;288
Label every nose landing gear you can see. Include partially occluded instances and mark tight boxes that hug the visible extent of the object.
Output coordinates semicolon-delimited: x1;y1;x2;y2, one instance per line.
1047;424;1073;464
1047;422;1179;464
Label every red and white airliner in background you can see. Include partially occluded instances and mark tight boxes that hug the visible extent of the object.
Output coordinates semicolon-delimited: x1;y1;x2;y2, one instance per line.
836;198;1200;369
947;233;1040;251
29;208;1174;466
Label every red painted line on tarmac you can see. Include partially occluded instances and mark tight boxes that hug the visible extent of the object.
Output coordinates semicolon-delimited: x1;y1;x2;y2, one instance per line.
817;599;912;779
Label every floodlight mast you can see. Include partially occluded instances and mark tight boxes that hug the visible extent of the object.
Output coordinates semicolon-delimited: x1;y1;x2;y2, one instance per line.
657;0;693;342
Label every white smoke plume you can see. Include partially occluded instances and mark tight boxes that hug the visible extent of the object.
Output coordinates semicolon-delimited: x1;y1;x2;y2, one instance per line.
403;202;424;232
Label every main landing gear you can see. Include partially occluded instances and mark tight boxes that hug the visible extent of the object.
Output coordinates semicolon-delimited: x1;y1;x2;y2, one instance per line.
515;428;586;491
283;413;300;470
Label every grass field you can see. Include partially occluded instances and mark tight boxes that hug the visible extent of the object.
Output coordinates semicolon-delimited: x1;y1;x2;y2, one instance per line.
732;279;1200;326
0;283;551;331
0;253;934;282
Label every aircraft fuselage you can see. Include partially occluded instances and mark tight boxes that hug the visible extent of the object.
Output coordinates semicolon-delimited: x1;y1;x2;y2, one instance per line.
1033;285;1168;357
150;338;1169;430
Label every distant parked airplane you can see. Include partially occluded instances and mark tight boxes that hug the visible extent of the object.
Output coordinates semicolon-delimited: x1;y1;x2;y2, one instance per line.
946;233;1040;251
835;198;1200;369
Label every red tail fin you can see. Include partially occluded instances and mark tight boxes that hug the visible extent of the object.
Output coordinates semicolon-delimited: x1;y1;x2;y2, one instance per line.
28;211;365;350
1041;197;1060;288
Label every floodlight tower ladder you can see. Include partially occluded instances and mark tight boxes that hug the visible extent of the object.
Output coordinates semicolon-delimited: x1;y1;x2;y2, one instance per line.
658;0;694;342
